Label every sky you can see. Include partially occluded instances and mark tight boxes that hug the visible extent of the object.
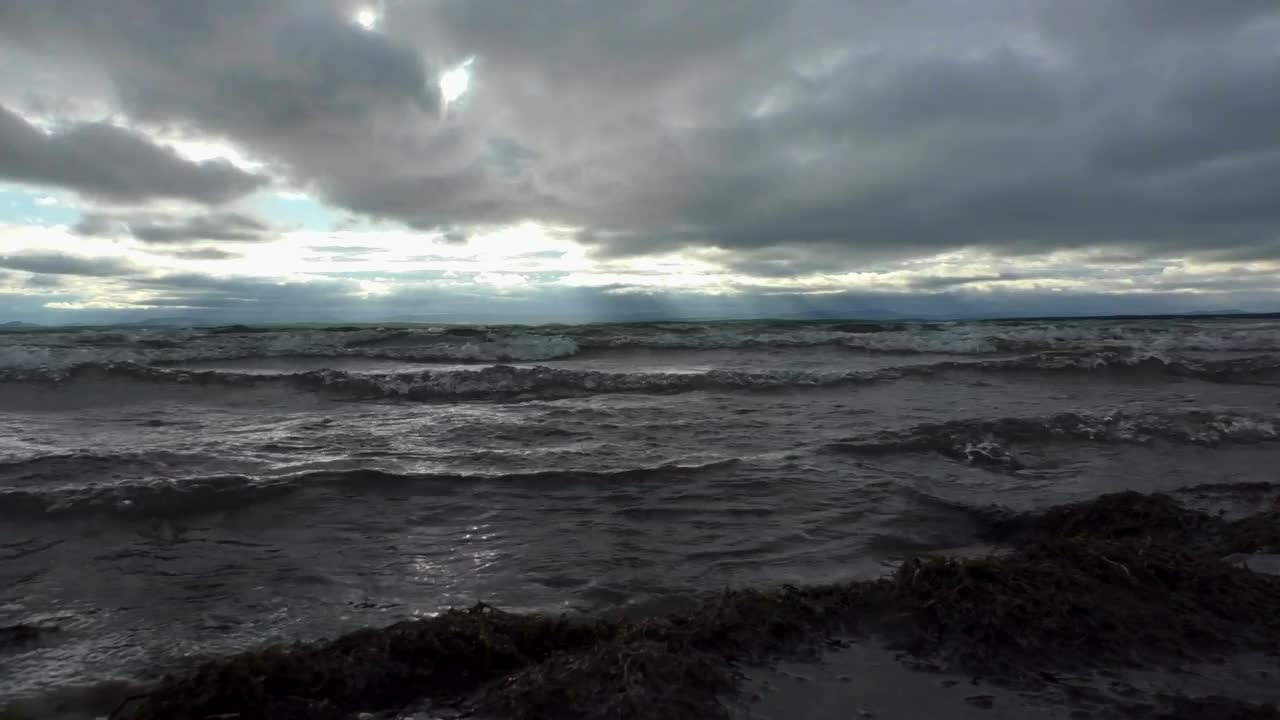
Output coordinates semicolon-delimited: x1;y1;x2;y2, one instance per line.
1;1;1279;324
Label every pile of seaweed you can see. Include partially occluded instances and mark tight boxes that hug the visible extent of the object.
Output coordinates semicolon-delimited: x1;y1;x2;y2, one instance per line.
114;491;1280;720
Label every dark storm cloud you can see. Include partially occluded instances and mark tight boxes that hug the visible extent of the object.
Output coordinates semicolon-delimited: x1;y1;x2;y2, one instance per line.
74;211;275;244
0;251;138;277
0;104;265;203
3;0;1280;270
396;1;1280;266
1;0;452;217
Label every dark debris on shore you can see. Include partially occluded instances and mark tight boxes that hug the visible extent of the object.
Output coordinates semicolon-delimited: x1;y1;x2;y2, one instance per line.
110;490;1280;720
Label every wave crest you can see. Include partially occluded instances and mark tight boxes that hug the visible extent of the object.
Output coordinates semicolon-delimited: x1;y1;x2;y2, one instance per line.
5;351;1280;405
0;363;899;402
828;410;1280;468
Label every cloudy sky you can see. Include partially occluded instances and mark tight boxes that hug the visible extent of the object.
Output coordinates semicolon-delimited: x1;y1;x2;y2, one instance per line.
1;1;1279;324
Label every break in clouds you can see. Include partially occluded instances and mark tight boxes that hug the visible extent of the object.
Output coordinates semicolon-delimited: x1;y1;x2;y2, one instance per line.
1;0;1279;322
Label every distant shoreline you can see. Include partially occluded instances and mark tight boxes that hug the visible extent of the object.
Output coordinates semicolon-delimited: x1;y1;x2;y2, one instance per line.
4;311;1280;331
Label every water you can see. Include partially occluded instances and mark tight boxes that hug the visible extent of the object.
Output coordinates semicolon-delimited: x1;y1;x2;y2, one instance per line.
3;318;1280;715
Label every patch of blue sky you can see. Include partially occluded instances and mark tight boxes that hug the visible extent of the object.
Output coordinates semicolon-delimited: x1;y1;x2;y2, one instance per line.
251;191;344;231
0;186;79;226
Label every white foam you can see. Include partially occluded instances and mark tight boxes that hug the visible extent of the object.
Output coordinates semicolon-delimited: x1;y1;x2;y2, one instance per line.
306;364;893;401
369;334;580;362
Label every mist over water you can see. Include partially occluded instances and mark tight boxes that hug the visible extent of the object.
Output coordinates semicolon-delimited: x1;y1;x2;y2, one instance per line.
3;318;1280;715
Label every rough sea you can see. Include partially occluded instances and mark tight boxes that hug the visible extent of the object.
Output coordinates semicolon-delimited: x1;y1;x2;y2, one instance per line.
3;317;1280;717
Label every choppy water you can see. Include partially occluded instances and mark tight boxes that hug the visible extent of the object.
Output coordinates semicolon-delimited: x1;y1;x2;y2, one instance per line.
3;318;1280;716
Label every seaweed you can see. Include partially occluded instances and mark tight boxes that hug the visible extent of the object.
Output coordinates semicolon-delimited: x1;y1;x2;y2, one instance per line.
119;605;608;720
894;538;1280;672
477;582;894;720
984;491;1217;546
1224;511;1280;554
475;640;734;720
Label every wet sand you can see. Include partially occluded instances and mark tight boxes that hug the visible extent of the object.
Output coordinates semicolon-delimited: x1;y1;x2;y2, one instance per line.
735;641;1280;720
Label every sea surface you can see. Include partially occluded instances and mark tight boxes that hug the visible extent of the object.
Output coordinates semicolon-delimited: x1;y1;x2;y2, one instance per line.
3;317;1280;716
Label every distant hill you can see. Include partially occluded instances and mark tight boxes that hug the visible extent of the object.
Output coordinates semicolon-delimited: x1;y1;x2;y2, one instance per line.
1185;309;1249;316
125;316;212;327
0;321;41;329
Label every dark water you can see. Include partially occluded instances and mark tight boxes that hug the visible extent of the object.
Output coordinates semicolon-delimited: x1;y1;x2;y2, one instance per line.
3;318;1280;715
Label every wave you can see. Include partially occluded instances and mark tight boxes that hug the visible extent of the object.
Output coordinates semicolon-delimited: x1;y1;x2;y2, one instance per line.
961;351;1280;384
0;450;229;484
575;321;1280;355
0;460;741;518
0;474;301;519
826;410;1280;468
0;363;903;402
0;328;580;370
6;321;1280;372
4;351;1279;406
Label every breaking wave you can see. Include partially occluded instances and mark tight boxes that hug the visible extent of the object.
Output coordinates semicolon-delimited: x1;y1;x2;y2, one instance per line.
827;410;1280;468
0;363;903;402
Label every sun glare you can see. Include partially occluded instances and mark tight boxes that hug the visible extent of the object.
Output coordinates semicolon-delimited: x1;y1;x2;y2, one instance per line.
354;7;379;30
439;58;475;107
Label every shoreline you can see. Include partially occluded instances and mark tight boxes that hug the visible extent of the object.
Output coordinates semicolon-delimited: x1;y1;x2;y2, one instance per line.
5;489;1273;720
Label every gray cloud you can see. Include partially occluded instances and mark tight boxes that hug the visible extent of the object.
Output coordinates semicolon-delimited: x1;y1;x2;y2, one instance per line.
0;104;266;203
74;211;275;244
158;248;243;261
125;272;359;313
0;251;138;277
906;274;1025;291
1;0;1279;278
1;1;452;217
25;273;65;288
309;245;380;254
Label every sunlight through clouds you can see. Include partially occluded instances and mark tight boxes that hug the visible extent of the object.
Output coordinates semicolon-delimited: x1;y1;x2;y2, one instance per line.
439;57;475;107
3;1;1280;321
353;6;380;30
